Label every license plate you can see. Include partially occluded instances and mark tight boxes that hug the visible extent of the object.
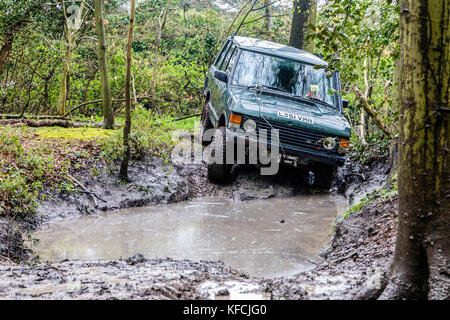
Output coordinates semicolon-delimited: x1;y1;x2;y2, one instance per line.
277;111;314;124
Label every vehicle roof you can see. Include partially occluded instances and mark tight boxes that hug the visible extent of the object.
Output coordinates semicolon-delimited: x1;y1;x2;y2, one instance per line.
231;36;327;66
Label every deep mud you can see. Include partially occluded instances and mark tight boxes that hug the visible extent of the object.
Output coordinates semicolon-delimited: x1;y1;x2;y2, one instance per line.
0;258;255;300
0;219;32;264
0;153;399;300
336;153;393;205
0;197;398;300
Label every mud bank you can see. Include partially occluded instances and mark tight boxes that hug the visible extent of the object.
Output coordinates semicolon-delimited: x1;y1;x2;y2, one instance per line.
39;159;319;223
0;219;32;264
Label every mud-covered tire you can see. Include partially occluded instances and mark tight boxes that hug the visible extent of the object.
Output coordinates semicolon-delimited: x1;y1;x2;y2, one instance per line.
311;163;336;190
207;127;234;184
201;102;214;146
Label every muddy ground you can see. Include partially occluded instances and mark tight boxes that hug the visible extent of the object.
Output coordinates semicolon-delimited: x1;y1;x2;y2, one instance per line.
0;153;400;300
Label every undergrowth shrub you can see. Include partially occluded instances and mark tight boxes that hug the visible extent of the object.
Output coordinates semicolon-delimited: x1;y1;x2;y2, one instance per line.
100;109;199;164
0;128;71;219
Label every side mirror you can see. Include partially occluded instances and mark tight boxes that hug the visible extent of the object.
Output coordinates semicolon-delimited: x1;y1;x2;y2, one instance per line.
214;70;228;83
342;99;350;109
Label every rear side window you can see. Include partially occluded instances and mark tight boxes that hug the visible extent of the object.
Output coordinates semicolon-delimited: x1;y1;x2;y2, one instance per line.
214;41;230;68
226;47;239;73
220;44;236;71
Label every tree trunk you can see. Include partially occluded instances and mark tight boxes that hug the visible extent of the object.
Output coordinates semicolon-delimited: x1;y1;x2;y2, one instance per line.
57;39;73;116
380;0;449;300
94;0;114;129
57;1;85;116
289;0;317;52
119;0;136;180
264;0;272;34
0;33;14;76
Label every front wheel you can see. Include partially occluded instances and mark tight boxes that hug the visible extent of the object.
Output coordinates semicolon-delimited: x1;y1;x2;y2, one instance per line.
311;163;336;190
207;127;235;184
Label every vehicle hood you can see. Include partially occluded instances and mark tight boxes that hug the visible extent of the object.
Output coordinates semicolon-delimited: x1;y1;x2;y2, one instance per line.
228;87;351;137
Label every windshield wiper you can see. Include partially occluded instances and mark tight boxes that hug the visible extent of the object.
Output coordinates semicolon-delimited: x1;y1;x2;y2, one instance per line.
247;85;290;94
261;85;290;93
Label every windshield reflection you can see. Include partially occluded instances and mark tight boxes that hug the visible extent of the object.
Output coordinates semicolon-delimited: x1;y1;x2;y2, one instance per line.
232;50;335;107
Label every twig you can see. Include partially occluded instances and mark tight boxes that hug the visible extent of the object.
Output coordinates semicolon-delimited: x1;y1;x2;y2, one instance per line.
235;0;260;35
67;174;98;208
184;70;202;91
79;190;107;202
173;113;201;122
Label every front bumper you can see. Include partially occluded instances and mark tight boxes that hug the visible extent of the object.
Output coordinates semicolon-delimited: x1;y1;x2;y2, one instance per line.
226;128;346;167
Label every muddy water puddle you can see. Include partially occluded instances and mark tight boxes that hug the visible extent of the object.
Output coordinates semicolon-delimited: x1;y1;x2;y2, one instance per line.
34;195;347;278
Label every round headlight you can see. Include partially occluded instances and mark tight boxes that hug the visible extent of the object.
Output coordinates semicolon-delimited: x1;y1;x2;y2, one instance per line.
323;137;337;150
243;119;257;132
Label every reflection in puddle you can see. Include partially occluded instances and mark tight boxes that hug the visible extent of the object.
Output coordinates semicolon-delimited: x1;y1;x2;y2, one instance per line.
35;195;347;278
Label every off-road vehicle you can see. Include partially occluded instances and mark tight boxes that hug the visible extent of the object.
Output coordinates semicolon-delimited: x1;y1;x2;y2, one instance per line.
201;36;352;189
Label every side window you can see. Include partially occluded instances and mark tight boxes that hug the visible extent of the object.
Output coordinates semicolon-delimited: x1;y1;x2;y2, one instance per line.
214;41;230;68
226;47;238;73
220;44;236;71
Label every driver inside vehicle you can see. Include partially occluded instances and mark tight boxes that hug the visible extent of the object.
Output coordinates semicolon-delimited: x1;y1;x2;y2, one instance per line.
267;61;325;101
273;62;298;93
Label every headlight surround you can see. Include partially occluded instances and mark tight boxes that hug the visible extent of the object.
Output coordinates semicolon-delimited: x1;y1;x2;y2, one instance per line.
243;119;257;133
323;137;337;150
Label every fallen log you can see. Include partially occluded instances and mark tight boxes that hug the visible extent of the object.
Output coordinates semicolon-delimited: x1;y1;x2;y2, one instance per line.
24;119;73;128
63;96;155;117
0;118;121;128
0;114;87;122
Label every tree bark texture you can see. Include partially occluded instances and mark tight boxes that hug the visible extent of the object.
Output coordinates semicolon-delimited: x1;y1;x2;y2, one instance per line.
380;0;449;300
289;0;317;52
94;0;115;129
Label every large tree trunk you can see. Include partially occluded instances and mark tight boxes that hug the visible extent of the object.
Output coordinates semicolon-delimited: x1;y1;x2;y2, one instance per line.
289;0;317;52
94;0;114;129
380;0;449;300
119;0;136;180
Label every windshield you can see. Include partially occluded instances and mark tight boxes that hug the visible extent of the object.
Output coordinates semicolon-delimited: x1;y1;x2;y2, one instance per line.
232;50;335;107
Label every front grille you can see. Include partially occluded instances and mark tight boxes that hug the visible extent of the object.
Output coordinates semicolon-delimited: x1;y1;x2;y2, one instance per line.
242;114;337;153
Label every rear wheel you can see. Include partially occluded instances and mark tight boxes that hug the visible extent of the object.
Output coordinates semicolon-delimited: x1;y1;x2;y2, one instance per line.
207;127;235;184
201;101;214;146
311;163;336;190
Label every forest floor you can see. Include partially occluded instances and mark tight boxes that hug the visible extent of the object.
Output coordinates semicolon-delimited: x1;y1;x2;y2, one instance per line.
0;126;401;300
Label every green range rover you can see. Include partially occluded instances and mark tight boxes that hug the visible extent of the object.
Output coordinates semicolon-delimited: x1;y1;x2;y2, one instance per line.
201;36;352;189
